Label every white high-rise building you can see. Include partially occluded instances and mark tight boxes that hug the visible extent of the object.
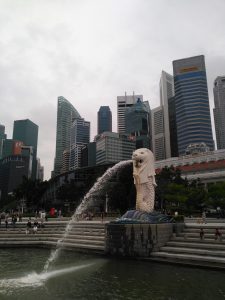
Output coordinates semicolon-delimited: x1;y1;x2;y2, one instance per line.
152;71;174;161
159;70;174;158
117;92;143;133
151;106;165;161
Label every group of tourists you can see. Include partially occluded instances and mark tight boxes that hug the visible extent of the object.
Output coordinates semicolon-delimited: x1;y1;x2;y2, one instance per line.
26;218;45;234
0;211;47;234
0;212;23;228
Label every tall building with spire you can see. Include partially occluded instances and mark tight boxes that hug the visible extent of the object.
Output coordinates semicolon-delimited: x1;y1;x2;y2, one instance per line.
173;55;214;155
53;96;81;177
213;76;225;150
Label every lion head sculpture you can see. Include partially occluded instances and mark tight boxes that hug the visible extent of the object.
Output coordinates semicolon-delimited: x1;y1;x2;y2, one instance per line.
132;148;155;184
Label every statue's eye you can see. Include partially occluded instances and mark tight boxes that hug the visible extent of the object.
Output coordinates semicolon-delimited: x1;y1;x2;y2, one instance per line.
141;152;144;154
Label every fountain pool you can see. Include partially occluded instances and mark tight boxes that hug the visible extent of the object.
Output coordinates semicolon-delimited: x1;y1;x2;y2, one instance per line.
1;248;225;300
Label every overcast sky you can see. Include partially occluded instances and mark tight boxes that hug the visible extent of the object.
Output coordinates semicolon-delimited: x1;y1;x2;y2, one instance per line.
1;0;225;179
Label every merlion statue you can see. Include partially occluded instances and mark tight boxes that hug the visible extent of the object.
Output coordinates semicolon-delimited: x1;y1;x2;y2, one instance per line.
132;148;156;213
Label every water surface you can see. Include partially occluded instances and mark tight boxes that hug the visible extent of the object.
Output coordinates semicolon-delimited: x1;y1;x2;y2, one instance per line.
0;248;225;300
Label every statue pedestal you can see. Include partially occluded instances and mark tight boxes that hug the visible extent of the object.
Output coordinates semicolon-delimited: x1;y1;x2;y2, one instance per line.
105;210;174;257
106;221;173;257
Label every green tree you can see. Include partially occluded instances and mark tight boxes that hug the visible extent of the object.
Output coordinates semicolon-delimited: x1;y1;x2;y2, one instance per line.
13;176;49;211
207;182;225;209
155;166;186;210
56;179;86;212
164;182;188;209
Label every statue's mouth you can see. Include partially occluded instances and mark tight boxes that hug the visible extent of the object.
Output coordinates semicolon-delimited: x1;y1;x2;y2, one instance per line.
135;159;143;167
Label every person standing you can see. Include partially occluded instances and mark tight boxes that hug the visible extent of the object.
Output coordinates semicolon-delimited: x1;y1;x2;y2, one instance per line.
200;228;204;240
26;218;32;234
5;215;8;229
215;228;222;241
202;211;206;224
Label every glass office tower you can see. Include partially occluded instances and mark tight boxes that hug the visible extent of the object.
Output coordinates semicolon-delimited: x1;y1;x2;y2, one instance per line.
53;96;81;177
13;119;38;179
97;106;112;134
125;98;151;149
173;55;214;155
69;117;90;170
117;93;144;133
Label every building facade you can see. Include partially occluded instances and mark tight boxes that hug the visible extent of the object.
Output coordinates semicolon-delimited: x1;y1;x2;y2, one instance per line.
36;157;44;181
213;76;225;150
155;149;225;185
81;142;96;167
159;71;175;158
125;98;151;149
151;106;165;160
0;153;32;201
0;124;7;159
13;119;38;180
97;106;112;134
117;93;144;133
69;117;90;170
173;55;214;155
168;96;178;157
53;96;81;177
95;132;135;165
2;139;24;158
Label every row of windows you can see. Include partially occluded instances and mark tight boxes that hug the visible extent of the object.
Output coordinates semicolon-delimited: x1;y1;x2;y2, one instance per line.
176;102;210;112
175;91;208;101
176;109;211;121
177;130;213;141
175;81;207;91
175;78;206;88
175;83;207;93
174;71;206;81
178;122;212;131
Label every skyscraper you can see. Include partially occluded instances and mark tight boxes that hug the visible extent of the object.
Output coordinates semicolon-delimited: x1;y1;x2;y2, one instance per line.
69;117;90;170
95;132;135;165
213;76;225;150
53;96;81;177
151;106;165;160
117;93;143;133
159;71;175;158
125;98;151;149
173;55;214;155
0;124;7;159
168;96;178;157
13;119;38;179
97;106;112;134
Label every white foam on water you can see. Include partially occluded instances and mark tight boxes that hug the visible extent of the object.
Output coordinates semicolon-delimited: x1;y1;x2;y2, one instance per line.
0;262;95;291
